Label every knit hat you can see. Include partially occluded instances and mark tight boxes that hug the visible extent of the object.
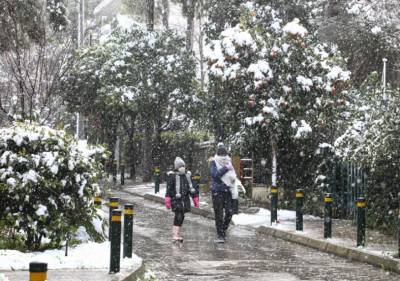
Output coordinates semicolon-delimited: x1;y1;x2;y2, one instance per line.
174;157;185;170
216;143;228;156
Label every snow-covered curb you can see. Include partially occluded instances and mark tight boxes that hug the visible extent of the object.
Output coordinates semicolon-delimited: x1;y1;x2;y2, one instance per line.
0;242;142;271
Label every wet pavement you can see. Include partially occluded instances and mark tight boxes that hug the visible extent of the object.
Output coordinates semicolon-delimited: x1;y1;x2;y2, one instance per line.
123;181;398;255
1;180;398;280
115;188;399;281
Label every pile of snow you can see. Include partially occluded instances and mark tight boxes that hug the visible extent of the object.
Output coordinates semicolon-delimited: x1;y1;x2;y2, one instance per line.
232;208;320;227
0;242;141;270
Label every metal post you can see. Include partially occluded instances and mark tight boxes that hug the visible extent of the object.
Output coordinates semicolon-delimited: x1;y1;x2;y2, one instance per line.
324;193;333;239
94;196;102;207
123;204;134;258
29;262;47;281
110;209;122;273
120;164;125;186
192;173;201;190
108;197;119;240
356;197;366;247
271;186;278;224
154;166;160;194
382;58;387;99
296;189;304;231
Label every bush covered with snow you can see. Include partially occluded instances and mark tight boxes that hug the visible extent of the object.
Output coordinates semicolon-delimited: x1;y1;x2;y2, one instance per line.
335;73;400;232
0;122;107;250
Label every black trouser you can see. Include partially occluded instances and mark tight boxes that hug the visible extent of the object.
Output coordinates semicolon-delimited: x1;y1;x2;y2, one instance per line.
212;191;234;237
173;211;185;226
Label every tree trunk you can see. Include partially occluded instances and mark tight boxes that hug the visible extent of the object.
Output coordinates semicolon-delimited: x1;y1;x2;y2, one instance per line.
125;114;137;179
326;0;339;18
161;0;169;29
271;135;278;188
142;120;153;182
127;135;136;179
147;0;155;31
198;0;205;90
186;0;195;51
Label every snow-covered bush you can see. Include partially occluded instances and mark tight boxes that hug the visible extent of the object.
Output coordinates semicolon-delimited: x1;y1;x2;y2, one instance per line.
0;122;107;250
335;73;400;231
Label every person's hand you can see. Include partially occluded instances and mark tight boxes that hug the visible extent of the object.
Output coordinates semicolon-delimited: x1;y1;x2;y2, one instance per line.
238;184;246;195
192;196;200;208
165;197;171;209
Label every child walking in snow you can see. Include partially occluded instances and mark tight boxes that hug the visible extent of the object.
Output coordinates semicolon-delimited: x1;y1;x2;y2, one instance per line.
164;157;199;242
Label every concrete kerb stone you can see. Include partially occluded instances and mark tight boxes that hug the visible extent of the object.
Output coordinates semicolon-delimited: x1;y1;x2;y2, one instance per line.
114;263;146;281
256;226;400;274
124;186;400;274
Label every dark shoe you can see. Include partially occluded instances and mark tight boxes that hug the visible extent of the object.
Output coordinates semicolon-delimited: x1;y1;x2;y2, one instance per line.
214;236;225;243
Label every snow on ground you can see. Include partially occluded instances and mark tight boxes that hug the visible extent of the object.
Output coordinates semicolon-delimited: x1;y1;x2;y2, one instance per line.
0;274;9;281
232;208;398;260
0;242;142;271
232;208;320;227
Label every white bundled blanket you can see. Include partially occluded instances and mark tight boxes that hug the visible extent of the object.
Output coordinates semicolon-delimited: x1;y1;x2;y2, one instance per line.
214;155;246;199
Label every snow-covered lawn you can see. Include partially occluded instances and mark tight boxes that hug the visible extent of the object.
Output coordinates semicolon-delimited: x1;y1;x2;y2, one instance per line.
0;241;142;271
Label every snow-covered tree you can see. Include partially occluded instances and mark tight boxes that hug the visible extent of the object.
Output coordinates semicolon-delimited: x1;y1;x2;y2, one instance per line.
61;20;198;180
335;73;400;230
319;0;400;86
0;0;71;126
0;122;107;250
206;2;350;206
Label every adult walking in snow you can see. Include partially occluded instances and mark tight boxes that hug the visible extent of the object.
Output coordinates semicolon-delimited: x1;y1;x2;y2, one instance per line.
164;157;199;242
210;143;240;243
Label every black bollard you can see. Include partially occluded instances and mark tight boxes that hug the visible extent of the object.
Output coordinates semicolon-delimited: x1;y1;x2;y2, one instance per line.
154;166;160;194
324;193;333;239
94;196;102;206
108;197;119;240
110;209;122;273
123;204;134;258
29;262;47;281
192;173;201;191
271;186;278;224
356;197;366;247
296;189;304;231
120;164;125;186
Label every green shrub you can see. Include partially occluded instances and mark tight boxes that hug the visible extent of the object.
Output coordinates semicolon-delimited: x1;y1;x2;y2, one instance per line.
0;122;108;250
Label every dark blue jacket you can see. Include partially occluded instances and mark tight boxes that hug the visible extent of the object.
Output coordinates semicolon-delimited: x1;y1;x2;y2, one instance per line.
210;160;229;193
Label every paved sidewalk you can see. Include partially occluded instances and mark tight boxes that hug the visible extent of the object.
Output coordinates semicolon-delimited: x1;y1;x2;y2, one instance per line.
121;180;397;253
111;182;399;280
120;179;399;270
